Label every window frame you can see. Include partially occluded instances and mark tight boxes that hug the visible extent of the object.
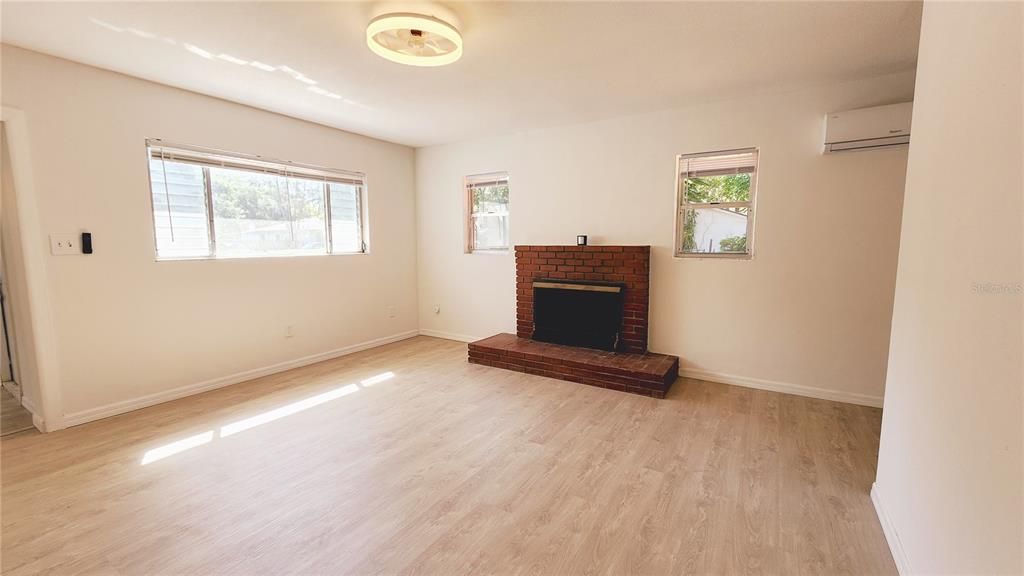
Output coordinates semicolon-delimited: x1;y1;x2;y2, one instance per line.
674;147;758;260
145;139;368;261
464;171;510;254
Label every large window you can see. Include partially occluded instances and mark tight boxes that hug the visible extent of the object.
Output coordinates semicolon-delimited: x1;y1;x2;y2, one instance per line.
465;172;509;252
675;148;757;258
147;141;366;260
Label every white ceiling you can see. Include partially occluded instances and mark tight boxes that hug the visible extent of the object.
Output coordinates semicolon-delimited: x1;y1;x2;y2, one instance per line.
1;1;922;147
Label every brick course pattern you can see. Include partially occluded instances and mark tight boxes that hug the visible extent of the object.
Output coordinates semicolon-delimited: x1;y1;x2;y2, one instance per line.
468;333;679;398
514;244;651;353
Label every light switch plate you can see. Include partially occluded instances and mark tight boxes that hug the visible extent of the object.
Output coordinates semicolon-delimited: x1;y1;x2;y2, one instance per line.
49;233;79;255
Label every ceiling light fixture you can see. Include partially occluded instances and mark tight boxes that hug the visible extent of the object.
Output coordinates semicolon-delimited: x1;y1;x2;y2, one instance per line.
366;11;462;67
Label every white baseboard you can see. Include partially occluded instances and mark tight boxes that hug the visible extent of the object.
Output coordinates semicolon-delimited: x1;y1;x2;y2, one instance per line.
678;368;883;408
63;330;420;428
872;482;909;575
415;333;882;408
417;329;482;343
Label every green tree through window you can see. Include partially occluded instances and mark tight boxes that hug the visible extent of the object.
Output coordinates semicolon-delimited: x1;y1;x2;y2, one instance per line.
681;174;751;252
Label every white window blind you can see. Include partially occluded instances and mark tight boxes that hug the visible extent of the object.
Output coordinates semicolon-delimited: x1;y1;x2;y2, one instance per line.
146;140;367;260
148;142;365;186
679;149;758;179
465;173;509;188
149;156;211;258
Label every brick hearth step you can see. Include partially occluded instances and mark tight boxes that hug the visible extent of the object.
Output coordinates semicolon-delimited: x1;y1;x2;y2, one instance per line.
467;333;679;398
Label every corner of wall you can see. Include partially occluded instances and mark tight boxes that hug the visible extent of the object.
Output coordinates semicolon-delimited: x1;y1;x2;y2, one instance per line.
871;482;910;575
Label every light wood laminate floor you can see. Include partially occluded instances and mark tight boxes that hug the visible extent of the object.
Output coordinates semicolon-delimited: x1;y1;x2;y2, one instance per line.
1;386;34;437
1;336;895;575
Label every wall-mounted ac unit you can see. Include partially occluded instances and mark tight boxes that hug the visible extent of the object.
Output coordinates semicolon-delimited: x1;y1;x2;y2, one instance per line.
823;102;912;153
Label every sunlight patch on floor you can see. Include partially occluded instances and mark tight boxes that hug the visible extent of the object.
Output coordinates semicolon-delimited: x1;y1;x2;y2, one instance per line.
360;371;395;387
220;383;360;437
140;371;396;465
141;431;214;465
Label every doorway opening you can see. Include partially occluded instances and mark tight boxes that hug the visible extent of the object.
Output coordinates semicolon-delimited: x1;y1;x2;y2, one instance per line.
0;121;35;436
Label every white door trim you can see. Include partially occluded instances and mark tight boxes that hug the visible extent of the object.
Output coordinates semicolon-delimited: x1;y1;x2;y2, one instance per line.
1;107;64;431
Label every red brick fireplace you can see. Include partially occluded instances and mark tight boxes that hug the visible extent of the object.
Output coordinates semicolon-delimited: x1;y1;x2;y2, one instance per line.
468;244;679;398
514;245;651;353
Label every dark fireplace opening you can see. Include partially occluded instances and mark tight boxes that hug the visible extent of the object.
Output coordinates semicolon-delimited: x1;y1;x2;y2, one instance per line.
532;279;625;351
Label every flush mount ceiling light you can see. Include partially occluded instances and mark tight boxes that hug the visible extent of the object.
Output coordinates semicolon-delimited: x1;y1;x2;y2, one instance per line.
366;12;463;67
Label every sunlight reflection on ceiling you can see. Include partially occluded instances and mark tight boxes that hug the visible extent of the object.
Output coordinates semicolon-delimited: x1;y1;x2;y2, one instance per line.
88;16;368;107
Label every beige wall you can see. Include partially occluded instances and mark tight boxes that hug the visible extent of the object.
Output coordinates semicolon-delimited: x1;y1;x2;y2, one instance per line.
874;1;1023;573
1;46;419;425
416;71;915;406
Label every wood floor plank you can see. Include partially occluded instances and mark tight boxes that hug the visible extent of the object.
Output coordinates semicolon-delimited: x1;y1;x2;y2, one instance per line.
0;387;34;437
1;336;896;575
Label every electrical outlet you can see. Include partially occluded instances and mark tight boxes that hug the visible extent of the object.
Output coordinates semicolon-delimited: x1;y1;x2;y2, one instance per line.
433;305;441;315
285;325;295;339
387;306;396;319
49;233;79;255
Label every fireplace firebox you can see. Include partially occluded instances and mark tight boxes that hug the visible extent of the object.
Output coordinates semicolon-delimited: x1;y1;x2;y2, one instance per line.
532;279;625;351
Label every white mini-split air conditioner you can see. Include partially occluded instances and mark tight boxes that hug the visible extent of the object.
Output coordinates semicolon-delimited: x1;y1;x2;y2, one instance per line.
823;102;913;153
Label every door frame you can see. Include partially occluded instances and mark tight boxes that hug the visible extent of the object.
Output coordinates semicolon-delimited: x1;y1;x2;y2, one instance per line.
2;107;64;431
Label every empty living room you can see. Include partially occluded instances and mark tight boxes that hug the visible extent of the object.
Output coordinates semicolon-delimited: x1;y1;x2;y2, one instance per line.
1;1;1021;574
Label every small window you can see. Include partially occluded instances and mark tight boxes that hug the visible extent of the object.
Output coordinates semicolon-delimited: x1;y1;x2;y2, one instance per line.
466;172;509;252
147;141;366;260
675;148;757;258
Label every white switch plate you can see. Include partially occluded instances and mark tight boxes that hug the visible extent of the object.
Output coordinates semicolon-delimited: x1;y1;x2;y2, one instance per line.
49;233;79;255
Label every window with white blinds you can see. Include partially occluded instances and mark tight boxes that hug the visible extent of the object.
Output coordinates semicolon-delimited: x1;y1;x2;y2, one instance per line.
465;172;509;252
146;140;367;260
675;148;758;258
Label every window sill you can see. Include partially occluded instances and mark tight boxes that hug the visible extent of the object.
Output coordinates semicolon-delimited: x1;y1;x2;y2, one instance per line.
673;252;752;260
466;249;511;256
155;252;369;262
